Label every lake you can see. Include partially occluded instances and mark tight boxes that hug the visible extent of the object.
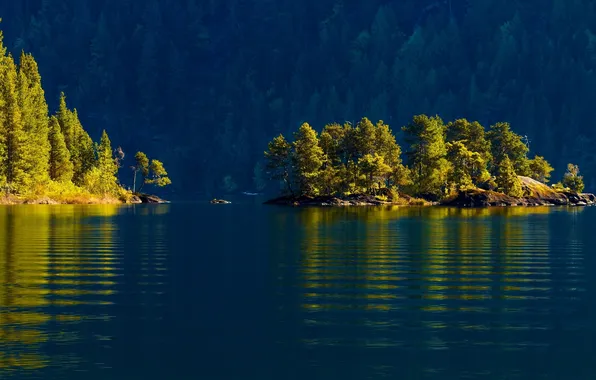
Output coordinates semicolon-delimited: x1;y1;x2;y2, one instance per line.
0;203;595;379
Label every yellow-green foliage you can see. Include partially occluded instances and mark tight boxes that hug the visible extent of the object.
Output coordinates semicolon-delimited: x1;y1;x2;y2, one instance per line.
528;155;554;183
496;155;523;197
562;163;585;193
264;114;563;201
0;38;171;203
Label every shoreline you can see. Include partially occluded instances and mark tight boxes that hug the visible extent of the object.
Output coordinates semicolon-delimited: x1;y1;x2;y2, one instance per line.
0;192;169;205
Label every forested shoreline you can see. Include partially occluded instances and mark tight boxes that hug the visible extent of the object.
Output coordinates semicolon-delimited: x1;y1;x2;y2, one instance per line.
1;1;594;196
0;28;170;204
264;115;586;205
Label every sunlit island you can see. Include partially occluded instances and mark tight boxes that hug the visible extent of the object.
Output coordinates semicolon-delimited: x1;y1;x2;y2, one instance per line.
0;31;170;205
264;115;594;207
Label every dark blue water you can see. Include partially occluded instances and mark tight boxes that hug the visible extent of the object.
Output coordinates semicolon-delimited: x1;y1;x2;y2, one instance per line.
1;204;595;379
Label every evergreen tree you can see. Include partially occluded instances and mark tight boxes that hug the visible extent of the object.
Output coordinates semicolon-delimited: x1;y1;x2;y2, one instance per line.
93;129;118;195
496;154;523;197
147;159;171;188
487;122;530;176
0;54;28;193
132;151;149;192
48;116;73;182
562;163;585;193
293;122;324;195
264;134;294;195
446;141;491;190
402;114;450;196
528;155;554;183
358;153;392;193
446;118;492;162
17;51;50;188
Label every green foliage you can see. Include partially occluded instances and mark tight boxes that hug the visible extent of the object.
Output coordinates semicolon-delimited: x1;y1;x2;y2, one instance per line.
446;140;491;190
17;52;50;188
446;119;492;163
496;155;523;197
487;122;530;176
132;151;149;192
357;153;392;193
56;93;95;185
293;123;324;195
528;155;554;183
92;129;119;195
562;163;585;193
264;134;293;195
402;115;450;196
0;54;27;193
48;116;73;183
147;159;172;188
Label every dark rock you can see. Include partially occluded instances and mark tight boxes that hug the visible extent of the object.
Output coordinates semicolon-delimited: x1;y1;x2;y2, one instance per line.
137;193;169;204
211;199;231;204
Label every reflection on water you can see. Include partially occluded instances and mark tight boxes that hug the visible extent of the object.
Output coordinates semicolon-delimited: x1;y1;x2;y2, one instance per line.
288;206;591;378
1;204;593;379
0;204;170;377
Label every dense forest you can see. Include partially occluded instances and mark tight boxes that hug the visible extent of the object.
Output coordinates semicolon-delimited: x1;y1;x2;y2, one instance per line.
0;0;595;195
0;29;170;202
264;115;584;201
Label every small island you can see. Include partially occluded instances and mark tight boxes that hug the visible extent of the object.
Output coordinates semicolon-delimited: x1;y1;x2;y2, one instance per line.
0;31;170;205
263;115;593;207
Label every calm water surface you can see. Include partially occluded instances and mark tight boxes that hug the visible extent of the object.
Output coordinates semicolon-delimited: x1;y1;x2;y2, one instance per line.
0;203;595;379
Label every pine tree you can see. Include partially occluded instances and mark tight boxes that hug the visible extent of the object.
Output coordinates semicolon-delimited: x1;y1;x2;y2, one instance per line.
132;151;149;192
55;93;95;185
48;116;73;182
496;155;523;197
293;122;324;196
528;155;554;183
264;134;294;195
0;55;28;193
446;118;492;163
18;51;50;188
402;114;450;196
562;163;585;193
95;129;118;195
487;122;530;176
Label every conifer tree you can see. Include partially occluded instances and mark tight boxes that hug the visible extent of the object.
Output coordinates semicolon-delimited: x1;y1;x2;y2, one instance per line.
95;129;119;195
18;51;50;188
55;93;95;185
0;55;28;193
293;123;324;195
562;163;585;193
147;159;171;188
446;118;492;162
496;155;523;197
358;153;392;193
528;155;554;183
48;116;73;182
264;134;294;195
487;122;530;176
402;115;450;196
132;151;149;192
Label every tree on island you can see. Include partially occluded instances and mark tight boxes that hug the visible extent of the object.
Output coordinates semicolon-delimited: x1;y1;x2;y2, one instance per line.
561;163;584;193
264;114;586;202
132;151;171;193
496;155;523;197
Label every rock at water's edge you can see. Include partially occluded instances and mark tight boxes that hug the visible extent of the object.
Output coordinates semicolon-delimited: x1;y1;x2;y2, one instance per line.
211;199;232;204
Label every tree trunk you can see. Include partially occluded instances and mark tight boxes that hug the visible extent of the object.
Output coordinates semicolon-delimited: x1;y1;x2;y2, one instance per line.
133;170;137;192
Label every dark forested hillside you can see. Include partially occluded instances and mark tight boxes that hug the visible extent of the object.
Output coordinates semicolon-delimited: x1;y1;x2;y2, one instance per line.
1;0;595;195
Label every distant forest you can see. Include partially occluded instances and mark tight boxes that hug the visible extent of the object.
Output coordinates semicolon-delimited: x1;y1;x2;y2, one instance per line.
0;0;595;195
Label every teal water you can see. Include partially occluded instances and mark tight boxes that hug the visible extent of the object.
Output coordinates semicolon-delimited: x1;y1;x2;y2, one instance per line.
0;204;595;379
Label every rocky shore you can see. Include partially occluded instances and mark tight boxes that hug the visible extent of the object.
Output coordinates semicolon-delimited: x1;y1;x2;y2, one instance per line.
441;176;595;207
264;193;431;207
264;177;595;208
